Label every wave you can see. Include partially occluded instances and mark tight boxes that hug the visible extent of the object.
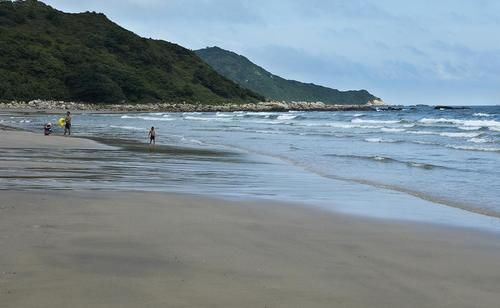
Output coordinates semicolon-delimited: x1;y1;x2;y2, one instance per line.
254;130;285;135
351;118;400;124
458;126;481;131
242;112;277;117
277;114;298;120
179;136;205;145
381;128;406;133
490;127;500;132
184;116;212;121
419;118;454;125
413;140;440;145
473;113;494;117
419;118;500;129
184;116;230;122
407;130;438;135
301;122;383;129
216;112;233;117
439;132;482;138
468;138;489;144
352;113;364;117
365;138;399;143
121;115;175;121
446;145;500;152
110;125;145;131
323;153;445;170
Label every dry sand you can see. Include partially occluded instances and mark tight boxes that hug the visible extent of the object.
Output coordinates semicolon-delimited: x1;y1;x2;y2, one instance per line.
1;129;499;307
0;129;114;150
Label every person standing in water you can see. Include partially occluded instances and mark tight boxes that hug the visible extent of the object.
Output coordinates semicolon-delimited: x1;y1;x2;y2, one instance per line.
64;111;72;136
148;126;156;145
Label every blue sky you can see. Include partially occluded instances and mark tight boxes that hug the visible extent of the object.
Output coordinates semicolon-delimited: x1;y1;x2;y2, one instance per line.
44;0;500;105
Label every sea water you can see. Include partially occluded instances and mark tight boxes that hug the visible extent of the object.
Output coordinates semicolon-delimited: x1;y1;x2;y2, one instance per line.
1;106;499;231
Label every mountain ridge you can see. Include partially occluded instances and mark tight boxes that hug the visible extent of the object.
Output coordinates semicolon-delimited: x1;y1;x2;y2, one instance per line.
195;46;379;105
0;0;264;104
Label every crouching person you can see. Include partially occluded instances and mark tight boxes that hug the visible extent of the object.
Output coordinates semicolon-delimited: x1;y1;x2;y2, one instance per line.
44;123;53;136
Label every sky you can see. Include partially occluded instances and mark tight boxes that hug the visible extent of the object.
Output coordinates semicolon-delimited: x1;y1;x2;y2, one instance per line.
43;0;500;105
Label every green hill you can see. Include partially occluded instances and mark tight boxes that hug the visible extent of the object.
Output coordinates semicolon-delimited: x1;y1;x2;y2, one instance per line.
0;0;263;104
196;47;378;105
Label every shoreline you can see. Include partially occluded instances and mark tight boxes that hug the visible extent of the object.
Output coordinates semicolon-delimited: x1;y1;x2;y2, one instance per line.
1;123;500;228
0;99;386;113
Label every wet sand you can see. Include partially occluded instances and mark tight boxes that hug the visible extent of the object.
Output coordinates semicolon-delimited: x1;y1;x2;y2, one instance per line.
1;190;499;308
1;129;500;307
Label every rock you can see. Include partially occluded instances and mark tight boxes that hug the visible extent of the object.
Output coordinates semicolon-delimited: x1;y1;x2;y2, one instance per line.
0;99;383;112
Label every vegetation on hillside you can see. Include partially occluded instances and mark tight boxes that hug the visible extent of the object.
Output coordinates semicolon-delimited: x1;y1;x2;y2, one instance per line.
196;47;378;105
0;0;263;104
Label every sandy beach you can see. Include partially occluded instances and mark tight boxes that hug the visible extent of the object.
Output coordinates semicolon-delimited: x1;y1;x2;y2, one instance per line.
0;129;114;150
1;129;500;307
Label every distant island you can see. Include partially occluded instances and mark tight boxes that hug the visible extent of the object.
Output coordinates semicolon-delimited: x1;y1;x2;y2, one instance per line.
0;0;263;104
196;47;379;105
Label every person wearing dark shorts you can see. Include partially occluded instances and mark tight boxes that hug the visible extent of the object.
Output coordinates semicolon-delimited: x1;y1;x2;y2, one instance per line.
64;111;72;136
148;126;156;145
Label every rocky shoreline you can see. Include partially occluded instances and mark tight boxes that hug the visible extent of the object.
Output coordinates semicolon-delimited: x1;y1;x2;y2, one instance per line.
0;99;385;113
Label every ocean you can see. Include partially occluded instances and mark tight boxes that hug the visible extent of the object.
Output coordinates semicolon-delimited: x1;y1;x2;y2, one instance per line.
1;105;499;231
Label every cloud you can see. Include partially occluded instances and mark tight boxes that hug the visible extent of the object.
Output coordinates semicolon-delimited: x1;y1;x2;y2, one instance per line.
41;0;500;104
429;40;500;81
289;0;396;20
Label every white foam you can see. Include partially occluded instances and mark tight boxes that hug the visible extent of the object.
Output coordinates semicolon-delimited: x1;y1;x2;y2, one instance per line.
490;127;500;132
419;118;454;125
381;128;406;133
407;130;438;135
413;140;438;145
458;126;481;131
110;125;145;131
419;118;500;128
446;145;500;152
189;139;204;145
352;119;400;124
468;138;489;144
277;114;298;120
461;120;500;128
353;113;364;117
183;116;229;122
473;113;493;117
365;138;397;143
327;123;383;129
244;112;276;116
121;115;175;121
254;130;283;135
439;132;482;138
216;112;233;117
